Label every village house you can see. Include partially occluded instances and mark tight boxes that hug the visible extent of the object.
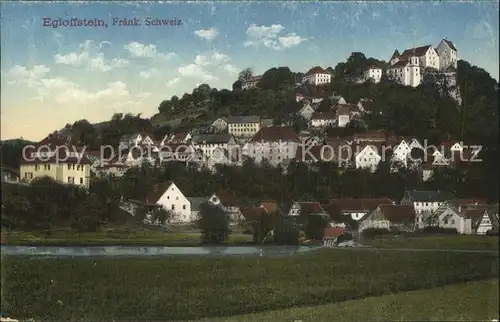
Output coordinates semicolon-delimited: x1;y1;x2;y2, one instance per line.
335;105;352;127
390;137;425;169
191;134;237;159
19;132;92;188
158;143;197;163
95;162;128;178
357;98;374;114
326;198;395;223
211;117;228;133
241;75;262;90
243;127;300;166
302;66;332;86
429;200;489;234
436;38;458;70
119;132;156;150
387;56;422;87
363;65;383;83
208;190;244;226
400;190;456;229
394;45;441;70
354;143;383;172
330;94;347;106
139;181;209;224
298;102;316;121
358;204;416;233
227;115;261;138
205;146;240;171
286;201;328;217
260;202;279;214
310;111;336;128
160;132;192;146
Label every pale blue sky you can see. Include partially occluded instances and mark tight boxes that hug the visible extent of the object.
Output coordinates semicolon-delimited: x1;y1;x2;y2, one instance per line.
1;1;498;141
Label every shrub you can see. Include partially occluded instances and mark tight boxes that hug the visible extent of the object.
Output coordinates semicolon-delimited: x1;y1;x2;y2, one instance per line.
486;229;499;236
361;228;391;239
304;215;329;240
419;227;458;235
197;202;230;245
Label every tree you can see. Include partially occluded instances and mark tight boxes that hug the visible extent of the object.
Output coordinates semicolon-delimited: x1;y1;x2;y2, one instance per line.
150;208;172;225
304;215;329;240
238;68;253;81
198;202;230;244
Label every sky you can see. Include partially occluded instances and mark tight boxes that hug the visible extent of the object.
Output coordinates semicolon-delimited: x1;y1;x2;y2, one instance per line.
1;1;499;141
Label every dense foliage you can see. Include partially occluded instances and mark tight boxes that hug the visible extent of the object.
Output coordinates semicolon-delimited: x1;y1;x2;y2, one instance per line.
197;202;230;244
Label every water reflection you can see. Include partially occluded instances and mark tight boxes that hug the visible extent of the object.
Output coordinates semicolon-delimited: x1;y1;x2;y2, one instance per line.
1;245;322;257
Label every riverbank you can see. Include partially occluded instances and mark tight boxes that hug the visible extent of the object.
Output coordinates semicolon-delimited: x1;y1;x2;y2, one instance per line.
1;230;254;246
2;249;497;321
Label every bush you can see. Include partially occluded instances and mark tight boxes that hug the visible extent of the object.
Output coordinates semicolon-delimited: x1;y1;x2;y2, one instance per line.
304;215;329;240
361;228;392;239
419;227;458;235
486;229;499;236
198;202;230;245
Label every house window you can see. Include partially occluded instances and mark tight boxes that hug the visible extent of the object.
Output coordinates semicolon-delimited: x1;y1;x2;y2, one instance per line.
183;205;186;210
48;164;51;170
171;205;175;210
68;177;74;184
80;178;83;184
451;219;455;224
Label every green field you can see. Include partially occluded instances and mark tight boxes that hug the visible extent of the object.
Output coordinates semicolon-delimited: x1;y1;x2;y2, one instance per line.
1;249;498;321
205;278;499;321
365;235;499;250
1;230;254;246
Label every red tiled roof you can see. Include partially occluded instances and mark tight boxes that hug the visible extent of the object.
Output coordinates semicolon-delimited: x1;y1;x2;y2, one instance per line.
298;202;326;215
400;45;432;58
378;204;416;223
143;181;174;205
311;111;335;120
324;227;344;238
240;207;266;221
260;202;278;214
328;198;394;213
249;127;300;143
305;66;328;76
214;189;240;207
389;59;409;68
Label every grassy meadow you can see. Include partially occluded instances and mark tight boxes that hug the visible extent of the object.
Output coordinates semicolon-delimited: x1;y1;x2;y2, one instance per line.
1;249;498;321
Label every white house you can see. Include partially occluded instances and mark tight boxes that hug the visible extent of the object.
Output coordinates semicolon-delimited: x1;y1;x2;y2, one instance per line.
400;190;456;229
364;65;383;83
205;146;239;171
474;206;498;235
211;117;228;132
158;143;197;163
243;127;300;166
326;198;395;222
160;132;192;146
227;115;261;138
358;204;416;233
431;202;473;234
191;134;237;159
354;144;382;172
298;103;315;120
310;111;336;128
286;201;328;217
119;133;155;150
357;98;373;114
387;56;421;87
335;105;351;127
207;190;244;226
302;66;332;86
143;181;209;223
436;38;458;70
330;95;347;106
